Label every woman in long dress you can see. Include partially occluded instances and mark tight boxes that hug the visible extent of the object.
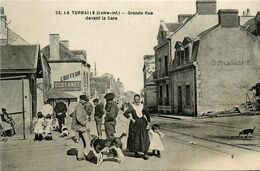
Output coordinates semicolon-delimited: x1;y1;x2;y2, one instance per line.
123;94;151;160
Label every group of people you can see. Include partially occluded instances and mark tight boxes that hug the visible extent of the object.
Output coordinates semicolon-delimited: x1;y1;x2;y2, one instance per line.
71;92;165;161
33;99;68;141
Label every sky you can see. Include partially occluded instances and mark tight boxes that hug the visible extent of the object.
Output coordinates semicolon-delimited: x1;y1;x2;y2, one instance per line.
2;0;260;93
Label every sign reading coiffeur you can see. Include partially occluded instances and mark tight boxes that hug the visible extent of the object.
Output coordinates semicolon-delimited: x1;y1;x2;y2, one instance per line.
60;71;81;81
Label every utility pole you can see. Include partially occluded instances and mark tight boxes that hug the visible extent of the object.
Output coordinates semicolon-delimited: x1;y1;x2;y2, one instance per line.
94;62;97;76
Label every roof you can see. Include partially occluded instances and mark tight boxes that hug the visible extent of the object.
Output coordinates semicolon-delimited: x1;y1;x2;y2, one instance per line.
0;45;42;74
243;18;256;34
41;43;86;63
169;14;196;37
46;88;77;100
196;24;219;39
165;23;183;32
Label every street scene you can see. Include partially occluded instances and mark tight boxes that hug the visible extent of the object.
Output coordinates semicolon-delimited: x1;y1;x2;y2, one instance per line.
1;0;260;170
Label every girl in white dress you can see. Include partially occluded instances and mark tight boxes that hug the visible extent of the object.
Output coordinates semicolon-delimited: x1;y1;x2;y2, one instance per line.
149;124;164;158
34;112;45;141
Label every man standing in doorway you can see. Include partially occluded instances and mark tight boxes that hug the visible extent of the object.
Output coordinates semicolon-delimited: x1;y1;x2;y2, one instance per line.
104;93;119;139
71;95;90;161
92;98;104;138
54;99;67;133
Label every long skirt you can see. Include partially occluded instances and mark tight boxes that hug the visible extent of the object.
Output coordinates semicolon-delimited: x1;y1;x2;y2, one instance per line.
127;117;150;153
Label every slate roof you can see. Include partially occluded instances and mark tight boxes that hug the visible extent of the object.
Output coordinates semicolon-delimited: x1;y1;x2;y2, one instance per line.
0;45;41;74
165;23;183;32
41;43;86;63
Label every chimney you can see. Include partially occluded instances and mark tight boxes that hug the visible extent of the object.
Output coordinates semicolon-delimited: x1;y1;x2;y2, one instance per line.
218;9;239;27
0;7;6;22
60;40;69;49
196;0;216;15
49;34;60;60
178;14;193;23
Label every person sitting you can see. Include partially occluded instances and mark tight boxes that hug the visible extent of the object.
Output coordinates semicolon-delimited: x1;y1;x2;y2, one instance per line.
1;108;15;137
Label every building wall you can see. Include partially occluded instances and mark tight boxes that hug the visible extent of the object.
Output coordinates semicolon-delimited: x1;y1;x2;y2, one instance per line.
154;42;172;112
144;85;157;112
0;79;32;133
49;62;90;97
171;67;196;116
196;27;260;114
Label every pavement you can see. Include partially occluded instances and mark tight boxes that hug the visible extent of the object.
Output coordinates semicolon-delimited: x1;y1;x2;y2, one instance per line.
1;112;260;170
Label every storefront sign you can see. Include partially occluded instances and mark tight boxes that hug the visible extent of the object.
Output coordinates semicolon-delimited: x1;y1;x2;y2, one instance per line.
211;60;251;66
60;71;80;81
54;81;81;91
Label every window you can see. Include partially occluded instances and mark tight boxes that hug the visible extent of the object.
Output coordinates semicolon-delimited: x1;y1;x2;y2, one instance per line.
158;58;162;77
180;51;184;64
186;85;191;106
177;51;181;65
184;47;189;63
165;84;169;106
164;55;168;76
159;85;163;105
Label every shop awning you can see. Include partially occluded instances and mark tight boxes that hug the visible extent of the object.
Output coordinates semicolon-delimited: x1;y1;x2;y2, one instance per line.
46;88;77;101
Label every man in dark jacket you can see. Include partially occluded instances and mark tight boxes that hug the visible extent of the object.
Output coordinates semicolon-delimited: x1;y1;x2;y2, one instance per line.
93;98;104;137
71;95;91;161
54;99;67;132
104;93;118;139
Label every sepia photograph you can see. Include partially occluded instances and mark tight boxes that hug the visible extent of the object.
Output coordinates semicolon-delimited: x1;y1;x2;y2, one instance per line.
0;0;260;170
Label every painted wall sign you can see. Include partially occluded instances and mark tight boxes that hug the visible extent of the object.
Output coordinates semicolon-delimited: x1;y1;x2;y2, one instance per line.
211;60;251;66
54;81;81;91
60;71;81;81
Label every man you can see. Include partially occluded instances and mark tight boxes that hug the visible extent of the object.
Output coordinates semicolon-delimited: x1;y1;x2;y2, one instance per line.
250;82;260;110
71;95;91;161
92;98;104;137
41;99;54;140
104;93;119;139
54;99;67;132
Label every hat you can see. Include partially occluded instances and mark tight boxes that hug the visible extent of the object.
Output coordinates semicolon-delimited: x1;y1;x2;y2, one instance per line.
104;93;115;100
79;95;88;102
92;98;99;103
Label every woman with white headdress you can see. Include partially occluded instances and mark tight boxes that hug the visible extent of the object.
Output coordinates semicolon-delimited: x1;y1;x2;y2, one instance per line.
123;94;151;160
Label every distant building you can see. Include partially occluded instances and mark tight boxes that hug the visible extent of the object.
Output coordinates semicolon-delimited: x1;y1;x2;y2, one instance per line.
143;55;156;112
90;74;124;103
171;9;260;116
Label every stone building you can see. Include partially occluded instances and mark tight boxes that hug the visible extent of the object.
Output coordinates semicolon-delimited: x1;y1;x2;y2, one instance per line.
42;34;91;112
154;0;219;113
143;55;156;112
170;9;260;116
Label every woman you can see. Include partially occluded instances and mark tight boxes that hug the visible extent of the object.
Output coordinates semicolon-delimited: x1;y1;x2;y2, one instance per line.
123;94;151;160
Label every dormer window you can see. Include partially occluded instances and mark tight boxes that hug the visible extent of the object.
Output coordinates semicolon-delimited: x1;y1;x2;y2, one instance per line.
184;46;189;64
174;41;184;66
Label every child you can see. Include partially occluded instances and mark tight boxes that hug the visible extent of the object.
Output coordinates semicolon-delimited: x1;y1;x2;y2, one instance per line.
149;124;164;158
34;112;45;141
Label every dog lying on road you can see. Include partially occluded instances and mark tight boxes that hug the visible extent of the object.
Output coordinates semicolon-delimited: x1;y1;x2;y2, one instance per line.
90;133;126;166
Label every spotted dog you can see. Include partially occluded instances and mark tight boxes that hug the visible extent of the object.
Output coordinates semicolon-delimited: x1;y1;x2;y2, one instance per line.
90;133;126;166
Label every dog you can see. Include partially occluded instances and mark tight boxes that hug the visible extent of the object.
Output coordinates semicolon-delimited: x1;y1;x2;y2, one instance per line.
61;124;69;137
239;126;255;137
90;132;126;166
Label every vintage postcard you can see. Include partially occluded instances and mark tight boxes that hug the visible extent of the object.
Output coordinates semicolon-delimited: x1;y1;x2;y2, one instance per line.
0;0;260;170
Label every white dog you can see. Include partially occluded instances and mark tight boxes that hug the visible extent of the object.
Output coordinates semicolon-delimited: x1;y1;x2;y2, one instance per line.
61;124;69;137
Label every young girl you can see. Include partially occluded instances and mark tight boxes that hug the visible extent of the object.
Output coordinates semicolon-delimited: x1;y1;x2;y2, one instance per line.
34;112;45;141
149;124;164;158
